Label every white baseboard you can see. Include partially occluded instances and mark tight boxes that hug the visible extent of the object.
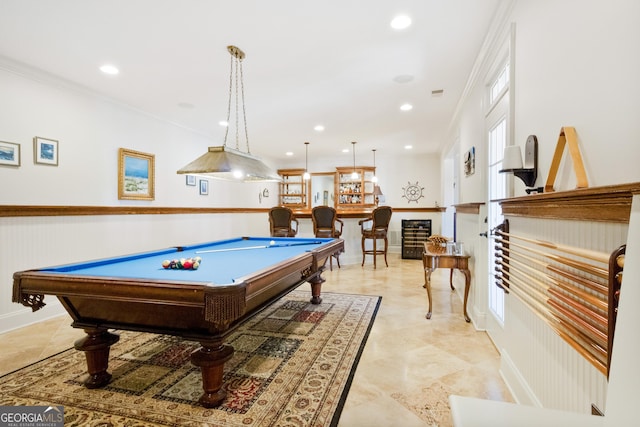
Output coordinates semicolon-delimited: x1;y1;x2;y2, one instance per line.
471;306;486;330
0;300;67;334
500;349;542;407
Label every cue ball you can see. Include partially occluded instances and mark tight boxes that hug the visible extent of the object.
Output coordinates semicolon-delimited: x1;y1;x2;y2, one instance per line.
270;240;276;246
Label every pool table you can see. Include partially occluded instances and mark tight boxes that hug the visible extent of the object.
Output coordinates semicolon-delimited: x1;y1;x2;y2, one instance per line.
12;236;344;408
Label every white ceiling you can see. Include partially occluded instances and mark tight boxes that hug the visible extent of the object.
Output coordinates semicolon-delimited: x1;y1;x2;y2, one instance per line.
0;0;500;164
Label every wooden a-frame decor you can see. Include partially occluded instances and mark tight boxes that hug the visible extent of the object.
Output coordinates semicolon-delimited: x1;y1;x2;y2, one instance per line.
544;126;588;192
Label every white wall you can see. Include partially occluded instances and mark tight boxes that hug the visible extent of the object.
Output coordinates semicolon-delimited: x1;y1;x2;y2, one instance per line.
0;65;282;207
512;0;640;191
451;0;640;204
447;0;640;415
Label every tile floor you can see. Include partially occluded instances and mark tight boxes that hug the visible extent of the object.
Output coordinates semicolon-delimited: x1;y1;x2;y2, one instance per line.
0;254;513;426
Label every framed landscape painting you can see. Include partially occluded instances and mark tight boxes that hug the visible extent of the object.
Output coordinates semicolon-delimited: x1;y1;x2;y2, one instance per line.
0;141;20;167
118;148;155;200
34;136;58;166
199;179;209;195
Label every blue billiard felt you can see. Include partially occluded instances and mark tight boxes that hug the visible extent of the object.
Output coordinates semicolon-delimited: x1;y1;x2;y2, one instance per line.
39;237;333;285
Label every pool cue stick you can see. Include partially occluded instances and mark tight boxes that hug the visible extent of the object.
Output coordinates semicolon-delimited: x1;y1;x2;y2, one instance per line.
495;257;545;291
497;251;609;314
548;298;608;349
499;274;552;319
195;240;323;254
496;262;548;301
547;288;607;332
195;245;270;254
547;277;608;312
496;248;609;297
496;258;609;374
496;252;608;328
500;270;608;372
495;237;608;279
495;259;608;326
552;319;607;375
496;252;548;285
496;231;609;264
546;265;608;296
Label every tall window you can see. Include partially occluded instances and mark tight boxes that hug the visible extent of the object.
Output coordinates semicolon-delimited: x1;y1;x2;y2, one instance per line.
486;61;510;323
487;118;507;321
490;63;509;104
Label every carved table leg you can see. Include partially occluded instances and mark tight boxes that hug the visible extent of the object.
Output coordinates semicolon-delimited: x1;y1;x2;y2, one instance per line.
74;328;120;389
449;269;456;290
308;274;325;305
424;268;434;319
461;268;471;322
190;340;234;408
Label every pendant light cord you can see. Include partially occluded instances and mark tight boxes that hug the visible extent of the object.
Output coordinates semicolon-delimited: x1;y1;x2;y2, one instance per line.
223;46;251;154
352;141;357;172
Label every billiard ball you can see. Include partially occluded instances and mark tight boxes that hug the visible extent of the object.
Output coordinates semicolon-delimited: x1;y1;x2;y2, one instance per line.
162;260;170;269
270;240;276;246
192;261;199;270
183;259;193;269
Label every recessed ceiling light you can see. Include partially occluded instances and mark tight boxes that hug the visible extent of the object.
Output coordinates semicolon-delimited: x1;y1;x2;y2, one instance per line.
314;125;325;132
400;103;413;111
218;121;228;127
99;64;119;75
286;151;294;156
342;148;349;153
390;15;412;30
404;145;413;150
393;74;414;84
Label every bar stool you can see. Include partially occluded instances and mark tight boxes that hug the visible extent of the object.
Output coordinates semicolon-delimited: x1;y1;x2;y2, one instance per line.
311;206;344;270
358;206;392;268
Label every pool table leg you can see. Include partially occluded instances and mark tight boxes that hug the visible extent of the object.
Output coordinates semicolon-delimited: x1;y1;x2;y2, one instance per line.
308;274;325;305
191;340;235;408
74;328;120;389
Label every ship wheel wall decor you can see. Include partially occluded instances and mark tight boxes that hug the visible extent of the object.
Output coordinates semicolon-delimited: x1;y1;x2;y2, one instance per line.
402;181;424;203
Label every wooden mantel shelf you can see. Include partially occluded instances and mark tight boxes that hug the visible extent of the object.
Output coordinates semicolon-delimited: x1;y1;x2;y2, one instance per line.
497;182;640;223
454;202;485;215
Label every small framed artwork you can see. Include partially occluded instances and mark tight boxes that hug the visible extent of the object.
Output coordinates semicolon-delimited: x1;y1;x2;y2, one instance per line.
0;141;20;167
186;175;196;186
464;146;475;176
34;136;59;166
118;148;155;200
199;179;209;195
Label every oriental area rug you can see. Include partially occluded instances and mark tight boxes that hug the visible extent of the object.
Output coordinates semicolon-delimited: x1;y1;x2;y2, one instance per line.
0;290;381;426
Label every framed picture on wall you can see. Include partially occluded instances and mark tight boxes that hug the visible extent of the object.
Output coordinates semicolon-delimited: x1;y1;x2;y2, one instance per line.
118;148;155;200
199;179;209;195
0;141;20;167
464;146;475;176
34;136;59;166
186;175;196;186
